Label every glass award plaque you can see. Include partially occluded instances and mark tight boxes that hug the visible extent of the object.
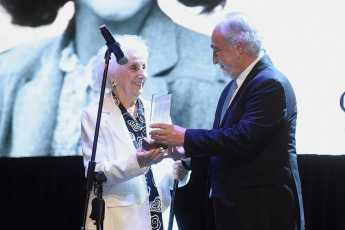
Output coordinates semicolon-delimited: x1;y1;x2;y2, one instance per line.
142;92;172;150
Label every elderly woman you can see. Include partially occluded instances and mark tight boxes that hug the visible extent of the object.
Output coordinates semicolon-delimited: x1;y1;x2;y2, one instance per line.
81;35;189;230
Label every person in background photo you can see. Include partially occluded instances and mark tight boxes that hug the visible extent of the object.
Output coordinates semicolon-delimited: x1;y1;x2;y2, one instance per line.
81;34;189;230
150;12;305;230
0;0;227;157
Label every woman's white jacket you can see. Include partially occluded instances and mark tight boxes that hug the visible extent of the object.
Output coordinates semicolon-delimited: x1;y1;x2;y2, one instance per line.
81;92;188;230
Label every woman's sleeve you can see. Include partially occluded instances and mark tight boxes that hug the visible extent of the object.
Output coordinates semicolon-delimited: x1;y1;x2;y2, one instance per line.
81;109;148;186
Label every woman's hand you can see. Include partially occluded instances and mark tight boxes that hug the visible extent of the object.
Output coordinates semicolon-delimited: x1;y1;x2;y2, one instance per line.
136;147;164;168
172;160;189;181
166;145;186;159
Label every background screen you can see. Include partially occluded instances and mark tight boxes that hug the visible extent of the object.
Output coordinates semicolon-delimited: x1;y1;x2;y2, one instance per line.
1;0;344;156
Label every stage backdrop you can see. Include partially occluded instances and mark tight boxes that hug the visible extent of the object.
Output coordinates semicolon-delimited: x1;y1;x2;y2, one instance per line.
1;0;344;157
0;2;345;230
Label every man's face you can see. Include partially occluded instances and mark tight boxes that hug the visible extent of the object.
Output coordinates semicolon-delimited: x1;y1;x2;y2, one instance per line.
81;0;152;21
211;26;241;79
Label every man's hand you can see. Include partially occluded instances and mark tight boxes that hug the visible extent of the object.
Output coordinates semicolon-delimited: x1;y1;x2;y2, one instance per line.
149;123;186;146
136;147;164;168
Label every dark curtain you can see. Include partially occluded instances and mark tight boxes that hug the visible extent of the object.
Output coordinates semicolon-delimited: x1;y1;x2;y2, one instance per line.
0;156;86;230
0;155;344;230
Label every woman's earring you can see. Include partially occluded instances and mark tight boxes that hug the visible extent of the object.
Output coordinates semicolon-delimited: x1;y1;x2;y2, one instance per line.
113;81;118;88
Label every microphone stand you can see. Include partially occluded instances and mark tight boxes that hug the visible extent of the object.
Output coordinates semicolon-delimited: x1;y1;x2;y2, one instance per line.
168;178;179;230
80;48;111;230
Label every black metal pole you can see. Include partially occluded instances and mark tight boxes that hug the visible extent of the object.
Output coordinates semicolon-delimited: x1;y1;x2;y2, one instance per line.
168;179;179;230
80;48;111;230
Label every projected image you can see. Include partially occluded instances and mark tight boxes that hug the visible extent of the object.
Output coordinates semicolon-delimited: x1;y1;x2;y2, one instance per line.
0;0;344;157
0;0;227;157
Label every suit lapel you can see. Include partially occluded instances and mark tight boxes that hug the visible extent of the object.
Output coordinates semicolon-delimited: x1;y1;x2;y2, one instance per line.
102;94;151;150
238;54;271;93
140;3;178;77
11;37;65;156
218;55;272;128
102;93;135;149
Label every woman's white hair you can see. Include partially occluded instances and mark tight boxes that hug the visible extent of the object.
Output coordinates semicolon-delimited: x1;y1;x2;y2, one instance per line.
90;34;149;90
218;12;265;56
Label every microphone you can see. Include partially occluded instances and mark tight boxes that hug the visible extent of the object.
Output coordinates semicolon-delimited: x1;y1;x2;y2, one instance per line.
99;24;128;65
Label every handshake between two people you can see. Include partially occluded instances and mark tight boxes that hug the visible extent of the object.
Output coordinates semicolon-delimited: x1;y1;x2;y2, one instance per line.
136;123;188;181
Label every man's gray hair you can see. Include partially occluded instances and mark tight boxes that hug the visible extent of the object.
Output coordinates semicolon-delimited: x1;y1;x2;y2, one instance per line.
218;12;265;56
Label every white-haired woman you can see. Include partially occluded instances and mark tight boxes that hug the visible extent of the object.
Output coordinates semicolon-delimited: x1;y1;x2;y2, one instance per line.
81;35;189;230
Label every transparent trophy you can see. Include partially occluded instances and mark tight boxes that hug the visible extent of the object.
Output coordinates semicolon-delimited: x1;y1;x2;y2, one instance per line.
142;92;172;151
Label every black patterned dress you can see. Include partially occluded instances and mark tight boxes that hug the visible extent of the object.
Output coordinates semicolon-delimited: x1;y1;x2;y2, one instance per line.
112;92;164;230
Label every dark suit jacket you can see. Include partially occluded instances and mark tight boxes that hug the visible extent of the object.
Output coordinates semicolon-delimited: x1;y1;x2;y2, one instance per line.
184;55;305;230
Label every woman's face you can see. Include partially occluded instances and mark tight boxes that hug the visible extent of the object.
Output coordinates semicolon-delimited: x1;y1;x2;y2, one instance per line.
113;50;148;100
80;0;152;21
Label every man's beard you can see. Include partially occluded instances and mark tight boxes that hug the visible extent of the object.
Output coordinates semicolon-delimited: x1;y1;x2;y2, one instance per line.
218;60;235;79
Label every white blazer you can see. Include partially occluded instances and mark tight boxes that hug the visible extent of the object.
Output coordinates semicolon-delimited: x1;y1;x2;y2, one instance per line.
81;92;188;230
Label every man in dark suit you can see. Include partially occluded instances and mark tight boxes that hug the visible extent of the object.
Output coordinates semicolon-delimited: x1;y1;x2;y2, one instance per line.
150;12;305;230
